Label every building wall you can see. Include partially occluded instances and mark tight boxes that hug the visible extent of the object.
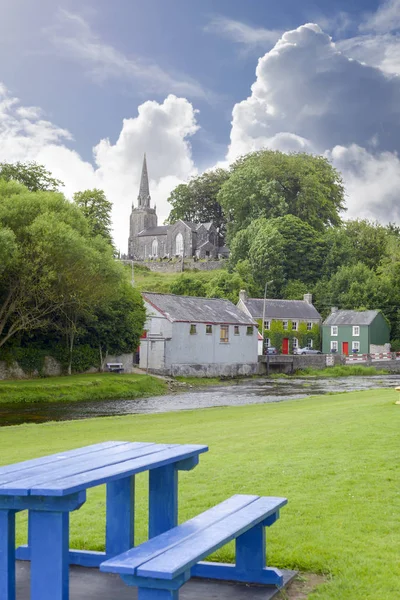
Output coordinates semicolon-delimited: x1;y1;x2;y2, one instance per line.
136;234;168;259
369;313;390;346
322;324;369;354
129;207;158;258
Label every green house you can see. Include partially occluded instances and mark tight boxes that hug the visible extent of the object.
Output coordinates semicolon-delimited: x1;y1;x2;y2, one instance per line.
322;309;390;356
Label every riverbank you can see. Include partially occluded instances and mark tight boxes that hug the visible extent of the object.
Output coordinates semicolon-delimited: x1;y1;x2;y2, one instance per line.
2;388;399;600
0;373;168;404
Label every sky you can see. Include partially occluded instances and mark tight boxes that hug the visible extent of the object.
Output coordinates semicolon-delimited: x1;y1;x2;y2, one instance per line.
0;0;399;252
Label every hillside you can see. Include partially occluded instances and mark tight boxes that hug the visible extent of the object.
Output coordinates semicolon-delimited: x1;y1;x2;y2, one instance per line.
134;265;227;294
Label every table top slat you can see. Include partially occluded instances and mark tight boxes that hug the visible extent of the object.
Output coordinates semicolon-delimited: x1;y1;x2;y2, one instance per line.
101;495;259;575
30;444;208;496
137;496;287;579
0;442;157;492
0;441;127;478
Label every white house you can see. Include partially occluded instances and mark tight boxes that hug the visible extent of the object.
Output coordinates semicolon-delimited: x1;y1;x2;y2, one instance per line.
140;293;258;377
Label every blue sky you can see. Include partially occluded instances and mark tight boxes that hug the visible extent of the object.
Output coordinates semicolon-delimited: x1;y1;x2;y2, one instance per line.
0;0;399;250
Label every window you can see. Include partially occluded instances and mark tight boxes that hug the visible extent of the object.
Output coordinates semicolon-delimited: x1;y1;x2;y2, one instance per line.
151;238;158;257
331;340;338;352
292;337;298;349
246;326;253;335
264;320;270;330
307;322;312;331
283;321;288;330
265;338;271;347
307;339;313;348
234;325;240;335
206;324;212;335
352;341;360;352
331;326;338;336
220;325;229;343
175;232;184;256
292;321;298;331
352;326;360;336
190;324;197;335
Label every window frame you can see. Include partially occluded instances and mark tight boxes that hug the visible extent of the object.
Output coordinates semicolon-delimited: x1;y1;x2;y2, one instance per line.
352;341;360;352
307;322;312;331
205;324;212;335
307;339;313;349
352;325;360;336
283;320;288;331
291;321;298;331
292;337;298;349
331;340;338;351
331;325;338;336
264;320;270;330
220;325;229;343
189;324;197;335
246;326;253;336
234;325;240;335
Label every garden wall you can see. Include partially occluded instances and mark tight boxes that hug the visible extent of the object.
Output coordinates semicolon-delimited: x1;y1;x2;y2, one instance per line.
133;260;225;273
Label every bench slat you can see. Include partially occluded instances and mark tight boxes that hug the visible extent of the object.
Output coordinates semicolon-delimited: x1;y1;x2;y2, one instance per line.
137;496;287;579
101;495;259;575
0;442;157;492
30;444;208;496
0;441;127;479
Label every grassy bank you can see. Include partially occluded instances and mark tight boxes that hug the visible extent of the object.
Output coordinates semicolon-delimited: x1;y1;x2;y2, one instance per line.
295;365;390;377
2;388;399;599
0;373;168;404
134;266;224;293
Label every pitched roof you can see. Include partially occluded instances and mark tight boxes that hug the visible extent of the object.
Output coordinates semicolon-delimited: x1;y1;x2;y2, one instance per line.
323;310;379;326
138;226;168;237
142;293;256;325
242;298;321;320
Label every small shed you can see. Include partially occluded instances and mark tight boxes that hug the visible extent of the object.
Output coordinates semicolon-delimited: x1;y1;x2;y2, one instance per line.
322;309;390;355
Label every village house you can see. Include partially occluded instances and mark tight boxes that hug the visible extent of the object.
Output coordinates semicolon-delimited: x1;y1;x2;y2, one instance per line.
140;292;258;376
322;309;390;356
237;291;322;354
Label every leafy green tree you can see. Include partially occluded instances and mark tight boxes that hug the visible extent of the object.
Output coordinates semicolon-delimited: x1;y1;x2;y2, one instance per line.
0;161;63;192
167;169;229;241
73;189;114;245
205;271;246;304
282;280;310;300
0;226;17;274
218;150;345;239
170;275;207;297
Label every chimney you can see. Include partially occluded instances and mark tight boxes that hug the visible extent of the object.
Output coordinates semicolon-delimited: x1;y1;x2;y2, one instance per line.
331;306;338;313
303;293;313;304
239;290;248;304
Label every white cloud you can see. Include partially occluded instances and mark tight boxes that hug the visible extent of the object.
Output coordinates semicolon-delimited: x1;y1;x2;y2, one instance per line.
337;33;400;76
0;85;199;252
48;9;210;100
227;23;400;223
205;16;281;49
360;0;400;34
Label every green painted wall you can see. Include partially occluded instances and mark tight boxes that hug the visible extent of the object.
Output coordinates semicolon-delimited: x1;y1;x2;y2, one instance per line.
322;312;390;354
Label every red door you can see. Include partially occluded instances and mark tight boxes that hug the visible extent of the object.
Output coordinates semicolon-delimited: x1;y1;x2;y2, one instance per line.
282;338;289;355
342;341;349;356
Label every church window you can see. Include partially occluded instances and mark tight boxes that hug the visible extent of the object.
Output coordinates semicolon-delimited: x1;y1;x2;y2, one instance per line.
175;233;184;256
151;239;158;257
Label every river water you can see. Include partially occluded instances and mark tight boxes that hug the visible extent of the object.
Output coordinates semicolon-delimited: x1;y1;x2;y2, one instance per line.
1;375;399;427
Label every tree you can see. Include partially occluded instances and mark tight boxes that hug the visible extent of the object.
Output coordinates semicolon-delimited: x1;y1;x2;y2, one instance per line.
170;275;207;297
205;271;246;304
218;150;345;239
166;169;229;242
73;189;114;245
0;161;63;192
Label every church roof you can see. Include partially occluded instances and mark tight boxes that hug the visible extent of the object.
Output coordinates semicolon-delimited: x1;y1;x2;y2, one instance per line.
142;293;256;325
137;226;168;237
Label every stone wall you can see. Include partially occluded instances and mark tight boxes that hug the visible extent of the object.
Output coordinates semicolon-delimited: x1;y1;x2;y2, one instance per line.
169;362;259;378
134;260;226;273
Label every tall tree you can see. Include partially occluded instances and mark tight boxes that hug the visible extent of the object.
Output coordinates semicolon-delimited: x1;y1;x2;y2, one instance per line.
0;162;63;192
218;150;345;239
166;169;229;242
73;188;114;245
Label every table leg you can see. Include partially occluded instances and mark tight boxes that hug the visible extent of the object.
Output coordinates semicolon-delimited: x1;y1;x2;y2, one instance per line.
138;588;178;600
0;509;16;600
29;510;69;600
148;464;178;538
106;476;135;556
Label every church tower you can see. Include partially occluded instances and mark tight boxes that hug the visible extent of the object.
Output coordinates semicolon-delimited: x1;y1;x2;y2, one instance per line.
128;153;158;258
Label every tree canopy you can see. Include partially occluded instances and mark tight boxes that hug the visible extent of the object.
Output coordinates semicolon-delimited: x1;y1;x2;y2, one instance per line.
0;161;63;192
73;188;114;245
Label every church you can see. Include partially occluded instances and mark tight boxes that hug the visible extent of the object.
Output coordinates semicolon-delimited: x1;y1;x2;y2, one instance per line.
128;155;224;260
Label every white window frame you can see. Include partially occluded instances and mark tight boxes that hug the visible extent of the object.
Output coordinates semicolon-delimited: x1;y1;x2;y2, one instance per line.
307;322;312;331
292;321;298;331
307;339;313;348
331;326;338;336
265;338;271;347
264;320;270;330
175;232;184;256
352;341;360;352
292;337;298;349
283;321;288;331
151;238;159;257
331;340;338;351
352;326;360;336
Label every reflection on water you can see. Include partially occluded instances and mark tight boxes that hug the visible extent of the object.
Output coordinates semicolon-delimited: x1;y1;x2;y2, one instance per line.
1;375;399;427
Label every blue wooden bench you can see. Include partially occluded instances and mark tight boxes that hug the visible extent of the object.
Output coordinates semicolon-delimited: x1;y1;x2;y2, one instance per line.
101;494;287;600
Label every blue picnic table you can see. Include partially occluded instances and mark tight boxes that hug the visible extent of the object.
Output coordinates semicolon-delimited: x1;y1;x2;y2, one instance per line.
0;440;208;600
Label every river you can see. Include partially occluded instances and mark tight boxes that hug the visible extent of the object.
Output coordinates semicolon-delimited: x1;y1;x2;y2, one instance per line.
1;375;399;427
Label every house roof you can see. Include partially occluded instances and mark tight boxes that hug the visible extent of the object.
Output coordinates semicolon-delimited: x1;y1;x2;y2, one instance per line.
323;310;379;326
242;298;321;320
138;226;168;237
142;293;256;325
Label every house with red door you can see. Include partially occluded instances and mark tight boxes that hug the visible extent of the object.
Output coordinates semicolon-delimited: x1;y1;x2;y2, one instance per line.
237;290;322;355
322;309;390;355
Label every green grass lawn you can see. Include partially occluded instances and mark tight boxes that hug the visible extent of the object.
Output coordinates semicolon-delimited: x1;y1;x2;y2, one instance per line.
295;365;390;377
0;372;168;404
1;388;399;599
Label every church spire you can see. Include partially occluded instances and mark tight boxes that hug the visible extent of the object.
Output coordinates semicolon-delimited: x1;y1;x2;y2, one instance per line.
137;153;151;208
